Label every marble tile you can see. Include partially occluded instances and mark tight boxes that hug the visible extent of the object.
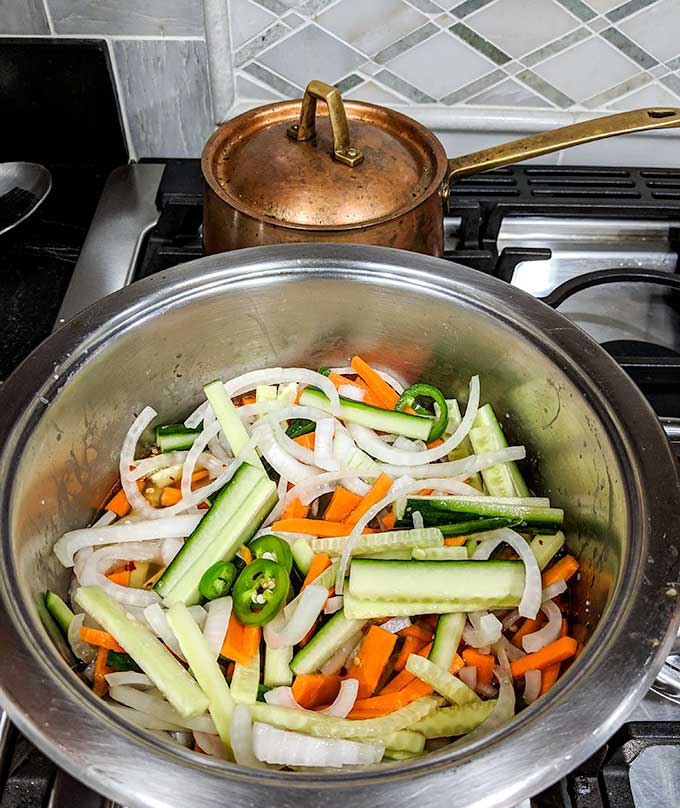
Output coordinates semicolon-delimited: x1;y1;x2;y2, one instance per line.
606;0;659;22
112;39;214;158
439;67;505;104
334;72;365;92
373;68;436;102
229;0;276;48
234;20;290;67
582;69;649;107
523;26;590;67
345;78;412;103
449;21;511;65
467;76;552;107
374;22;437;64
608;78;680;108
450;0;495;18
515;68;574;107
236;73;283;99
600;26;657;68
0;0;50;33
585;0;624;10
48;0;205;35
243;61;302;95
555;0;596;20
618;0;680;62
588;16;609;31
404;0;446;13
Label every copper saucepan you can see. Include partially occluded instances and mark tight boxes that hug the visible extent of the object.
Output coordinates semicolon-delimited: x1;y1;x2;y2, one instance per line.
202;80;680;256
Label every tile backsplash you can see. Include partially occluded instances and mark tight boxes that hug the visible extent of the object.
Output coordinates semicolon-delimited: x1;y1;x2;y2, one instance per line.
2;0;680;162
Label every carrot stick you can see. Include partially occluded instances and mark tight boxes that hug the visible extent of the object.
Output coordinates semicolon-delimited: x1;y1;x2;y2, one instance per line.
293;433;316;450
80;626;125;652
160;486;183;507
324;487;363;522
421;615;439;630
105;488;130;518
188;469;210;486
271;519;376;537
345;473;393;526
280;498;309;520
443;536;468;547
539;619;568;695
511;614;547;648
397;624;433;643
346;625;398;698
220;613;259;665
351;356;400;409
242;396;257;405
378;642;433;694
510;636;578;679
542;555;579;588
93;646;111;697
350;692;408;716
291;674;342;708
462;648;495;686
393;635;426;672
399;678;434;701
107;568;131;587
381;512;395;530
327;372;383;408
426;438;444;449
302;553;332;589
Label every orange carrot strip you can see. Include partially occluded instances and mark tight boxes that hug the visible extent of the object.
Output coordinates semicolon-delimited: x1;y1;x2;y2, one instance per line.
293;433;316;450
510;636;578;679
242;396;257;405
381;512;395;530
542;555;580;588
397;624;433;643
426;438;444;449
393;635;426;672
93;646;111;697
221;613;250;665
351;356;400;409
80;626;125;652
107;568;131;587
399;678;434;701
271;519;376;537
324;487;363;522
240;544;253;565
189;469;209;486
105;488;130;518
280;497;309;520
346;625;398;698
511;614;547;648
345;473;393;526
346;708;392;720
350;692;408;717
444;536;468;547
418;488;435;496
450;652;465;675
327;372;383;408
302;553;332;589
421;615;439;630
291;674;342;709
160;486;183;507
462;648;495;687
539;619;568;695
379;642;433;694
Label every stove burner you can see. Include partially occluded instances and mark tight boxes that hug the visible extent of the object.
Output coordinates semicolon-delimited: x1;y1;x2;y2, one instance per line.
601;339;680;359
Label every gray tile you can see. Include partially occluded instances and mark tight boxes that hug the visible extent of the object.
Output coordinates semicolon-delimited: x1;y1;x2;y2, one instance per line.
582;70;649;107
650;63;669;78
283;11;305;25
516;68;575;107
404;0;445;12
618;0;680;63
334;72;365;93
373;22;438;64
345;77;411;102
0;0;49;33
297;0;338;13
236;73;283;100
112;39;213;158
666;55;680;72
554;0;596;20
661;72;680;97
374;68;436;102
230;0;277;49
249;0;289;12
439;67;504;103
522;26;590;67
588;16;608;31
49;0;204;35
585;0;621;9
450;0;495;18
600;26;657;68
234;21;291;67
449;21;511;65
243;61;302;96
467;76;552;106
606;0;658;22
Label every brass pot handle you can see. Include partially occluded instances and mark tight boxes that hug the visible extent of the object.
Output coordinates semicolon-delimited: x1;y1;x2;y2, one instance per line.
287;80;363;167
443;107;680;197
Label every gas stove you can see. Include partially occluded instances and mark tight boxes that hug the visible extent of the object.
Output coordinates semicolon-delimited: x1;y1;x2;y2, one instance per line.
1;159;679;808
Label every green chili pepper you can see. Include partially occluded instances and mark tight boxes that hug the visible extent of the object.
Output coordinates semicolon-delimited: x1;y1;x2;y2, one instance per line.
286;419;315;440
106;650;142;673
248;535;293;574
232;558;289;626
199;561;237;600
395;383;449;441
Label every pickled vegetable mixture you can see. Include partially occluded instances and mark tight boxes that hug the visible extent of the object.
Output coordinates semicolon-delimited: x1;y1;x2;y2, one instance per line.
48;357;580;768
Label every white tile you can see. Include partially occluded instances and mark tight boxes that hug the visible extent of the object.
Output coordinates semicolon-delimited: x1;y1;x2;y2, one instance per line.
316;0;428;56
229;0;276;48
619;0;680;63
533;35;637;102
345;78;410;103
258;23;365;87
386;29;494;99
584;0;621;9
1;0;49;33
608;80;680;109
236;73;282;99
467;77;551;107
465;0;579;59
49;0;205;35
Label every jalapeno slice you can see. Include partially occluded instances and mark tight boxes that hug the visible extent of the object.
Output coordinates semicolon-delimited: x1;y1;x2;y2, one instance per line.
248;535;293;574
232;558;289;626
395;383;449;441
198;561;237;601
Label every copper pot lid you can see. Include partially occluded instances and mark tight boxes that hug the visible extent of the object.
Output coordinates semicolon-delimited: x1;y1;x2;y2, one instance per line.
201;80;448;231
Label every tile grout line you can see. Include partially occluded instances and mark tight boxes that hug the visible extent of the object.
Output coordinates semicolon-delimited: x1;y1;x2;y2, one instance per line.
105;37;137;162
41;0;55;34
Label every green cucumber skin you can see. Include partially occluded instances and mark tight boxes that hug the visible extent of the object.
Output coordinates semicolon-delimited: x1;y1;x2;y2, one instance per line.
45;591;74;634
429;612;465;668
290;611;366;675
156;424;201;453
470;403;529;497
264;646;293;687
299;387;432;441
396;517;521;537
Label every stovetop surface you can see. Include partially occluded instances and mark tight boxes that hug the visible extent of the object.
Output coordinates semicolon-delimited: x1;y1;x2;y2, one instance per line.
0;158;678;808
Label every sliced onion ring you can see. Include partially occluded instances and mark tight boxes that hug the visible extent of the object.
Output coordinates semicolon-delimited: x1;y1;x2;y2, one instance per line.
523;669;542;704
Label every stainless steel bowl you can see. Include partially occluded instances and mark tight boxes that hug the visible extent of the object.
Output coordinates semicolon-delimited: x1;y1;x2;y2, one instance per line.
0;244;677;808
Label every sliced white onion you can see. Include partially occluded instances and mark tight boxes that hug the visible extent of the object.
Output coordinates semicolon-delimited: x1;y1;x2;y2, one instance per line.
319;678;359;718
263;585;327;649
320;632;363;676
105;703;185;732
271;421;315;465
119;406;159;519
412;511;424;530
253;722;383;767
457;665;477;690
523;669;542;704
203;406;232;465
476;682;499;698
187;605;208;629
285;471;372;507
68;612;97;663
472;527;542;619
253;421;321;484
377;445;526;480
464;611;502;647
144;603;185;660
262;475;290;529
327;366;354;375
379;617;411;634
194;730;228;759
338;384;364;402
55;514;202;567
393;436;426;452
346;375;479;466
230;702;260;767
203;596;232;658
105;671;154;688
324;596;344;615
132;451;189;481
161;537;183;566
502;609;521;631
542;579;567;601
522;599;563;653
314;419;337;471
170;730;194;749
108;685;217;733
492;634;525;663
264;686;301;709
94;509;117;527
79;542;164;607
180;420;220;501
